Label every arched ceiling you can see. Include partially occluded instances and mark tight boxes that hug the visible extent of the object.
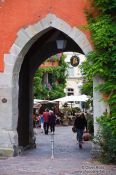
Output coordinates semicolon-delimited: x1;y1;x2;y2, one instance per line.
23;28;84;75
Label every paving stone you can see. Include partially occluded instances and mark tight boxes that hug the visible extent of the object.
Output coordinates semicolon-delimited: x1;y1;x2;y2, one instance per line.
0;126;115;175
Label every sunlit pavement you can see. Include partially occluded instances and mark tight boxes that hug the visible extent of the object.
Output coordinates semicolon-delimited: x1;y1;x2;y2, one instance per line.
0;126;115;175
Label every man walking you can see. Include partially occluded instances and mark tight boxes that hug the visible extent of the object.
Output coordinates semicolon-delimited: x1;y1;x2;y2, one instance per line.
74;112;87;149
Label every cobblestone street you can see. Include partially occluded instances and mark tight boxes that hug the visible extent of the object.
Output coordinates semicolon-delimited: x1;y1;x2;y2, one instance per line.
0;126;115;175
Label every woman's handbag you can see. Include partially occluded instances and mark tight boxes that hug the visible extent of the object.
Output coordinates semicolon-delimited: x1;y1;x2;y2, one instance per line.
82;130;91;141
72;126;77;133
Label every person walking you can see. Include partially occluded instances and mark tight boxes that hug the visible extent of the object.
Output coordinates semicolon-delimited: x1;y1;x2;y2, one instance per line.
74;112;87;149
49;110;56;134
39;113;44;133
43;109;49;135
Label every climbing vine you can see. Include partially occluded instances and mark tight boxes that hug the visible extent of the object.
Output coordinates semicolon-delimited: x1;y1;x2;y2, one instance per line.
81;0;116;115
80;0;116;163
33;54;68;100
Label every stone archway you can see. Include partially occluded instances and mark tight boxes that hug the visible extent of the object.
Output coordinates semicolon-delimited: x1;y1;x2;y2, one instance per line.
0;14;109;156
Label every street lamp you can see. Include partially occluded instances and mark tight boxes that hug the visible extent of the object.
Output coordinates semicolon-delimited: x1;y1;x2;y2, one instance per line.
56;33;67;50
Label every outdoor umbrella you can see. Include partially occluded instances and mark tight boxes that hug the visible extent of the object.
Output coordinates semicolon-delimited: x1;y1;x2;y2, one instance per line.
53;94;89;102
34;99;49;104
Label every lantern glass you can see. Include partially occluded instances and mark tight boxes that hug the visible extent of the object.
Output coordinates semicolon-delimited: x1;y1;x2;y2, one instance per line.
56;39;67;50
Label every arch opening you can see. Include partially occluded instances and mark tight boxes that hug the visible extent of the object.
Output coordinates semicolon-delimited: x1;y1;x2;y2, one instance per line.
1;14;95;155
17;27;86;147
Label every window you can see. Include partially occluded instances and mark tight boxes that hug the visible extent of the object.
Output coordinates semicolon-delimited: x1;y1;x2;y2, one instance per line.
67;88;74;96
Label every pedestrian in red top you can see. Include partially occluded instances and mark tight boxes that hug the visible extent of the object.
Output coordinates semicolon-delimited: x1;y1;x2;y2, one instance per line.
43;108;49;134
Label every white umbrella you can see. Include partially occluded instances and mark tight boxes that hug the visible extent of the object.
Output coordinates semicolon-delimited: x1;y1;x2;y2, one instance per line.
53;94;89;102
47;101;57;104
34;99;49;104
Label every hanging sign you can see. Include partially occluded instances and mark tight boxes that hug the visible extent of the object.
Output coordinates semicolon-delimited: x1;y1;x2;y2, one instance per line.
70;55;79;67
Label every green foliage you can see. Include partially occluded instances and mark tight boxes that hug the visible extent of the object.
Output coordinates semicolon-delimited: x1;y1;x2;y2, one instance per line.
80;0;116;163
80;61;93;97
94;0;116;14
86;113;94;134
33;54;68;100
61;106;81;115
49;83;66;100
96;114;116;163
81;0;116;115
71;107;81;113
89;15;116;50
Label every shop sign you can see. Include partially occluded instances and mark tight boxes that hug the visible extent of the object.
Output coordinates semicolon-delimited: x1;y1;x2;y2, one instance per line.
70;55;79;67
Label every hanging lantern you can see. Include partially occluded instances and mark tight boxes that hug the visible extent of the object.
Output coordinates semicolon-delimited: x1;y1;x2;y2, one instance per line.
56;33;67;50
56;39;67;50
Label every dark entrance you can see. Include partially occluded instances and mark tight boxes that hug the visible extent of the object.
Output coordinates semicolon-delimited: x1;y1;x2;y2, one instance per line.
17;28;84;147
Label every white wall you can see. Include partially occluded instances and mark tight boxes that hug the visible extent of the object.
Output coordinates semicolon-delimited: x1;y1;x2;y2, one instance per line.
64;52;86;96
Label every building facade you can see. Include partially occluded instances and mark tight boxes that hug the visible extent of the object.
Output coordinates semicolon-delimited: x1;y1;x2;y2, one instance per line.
65;52;85;96
0;0;109;156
